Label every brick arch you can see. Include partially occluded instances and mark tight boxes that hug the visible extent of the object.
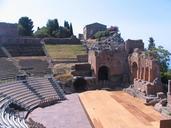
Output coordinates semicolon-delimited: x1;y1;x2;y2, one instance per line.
98;65;109;81
73;77;87;92
132;62;138;79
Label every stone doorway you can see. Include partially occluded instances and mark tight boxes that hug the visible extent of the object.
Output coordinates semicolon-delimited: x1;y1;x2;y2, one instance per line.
132;62;138;79
98;66;109;81
73;77;87;92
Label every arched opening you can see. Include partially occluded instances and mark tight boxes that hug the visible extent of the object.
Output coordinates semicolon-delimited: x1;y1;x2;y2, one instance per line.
145;67;149;81
132;62;138;79
73;77;87;92
98;66;109;81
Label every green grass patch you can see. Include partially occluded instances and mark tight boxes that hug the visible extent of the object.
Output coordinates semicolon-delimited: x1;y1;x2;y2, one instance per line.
45;44;87;59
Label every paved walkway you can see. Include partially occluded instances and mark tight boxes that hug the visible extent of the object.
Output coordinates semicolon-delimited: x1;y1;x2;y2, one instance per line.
28;94;92;128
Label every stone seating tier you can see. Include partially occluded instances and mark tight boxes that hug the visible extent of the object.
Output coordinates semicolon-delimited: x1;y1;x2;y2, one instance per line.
0;77;65;127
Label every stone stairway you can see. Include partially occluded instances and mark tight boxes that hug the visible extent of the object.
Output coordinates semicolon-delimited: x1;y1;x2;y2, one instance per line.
48;77;66;100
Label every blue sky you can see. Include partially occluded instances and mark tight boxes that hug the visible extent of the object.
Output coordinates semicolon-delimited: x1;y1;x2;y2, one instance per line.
0;0;171;51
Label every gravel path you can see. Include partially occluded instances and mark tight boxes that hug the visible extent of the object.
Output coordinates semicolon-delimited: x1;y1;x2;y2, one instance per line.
28;93;92;128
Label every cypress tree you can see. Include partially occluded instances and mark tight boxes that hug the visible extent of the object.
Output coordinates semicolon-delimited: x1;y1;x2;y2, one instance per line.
69;23;73;35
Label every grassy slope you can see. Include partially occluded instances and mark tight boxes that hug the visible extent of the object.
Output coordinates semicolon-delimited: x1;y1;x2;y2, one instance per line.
45;44;86;59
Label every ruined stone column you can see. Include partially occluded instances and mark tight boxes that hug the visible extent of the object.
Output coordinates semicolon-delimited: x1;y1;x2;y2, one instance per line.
149;69;153;82
168;80;171;95
141;67;144;80
138;68;141;79
167;80;171;111
143;67;146;81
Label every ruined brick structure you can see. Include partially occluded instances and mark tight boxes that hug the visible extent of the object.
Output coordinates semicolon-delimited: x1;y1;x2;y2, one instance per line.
88;47;129;86
73;28;162;96
129;48;162;96
83;22;106;40
167;80;171;111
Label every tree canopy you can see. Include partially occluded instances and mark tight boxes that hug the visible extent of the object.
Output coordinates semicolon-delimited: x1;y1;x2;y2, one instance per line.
64;21;70;29
146;37;171;84
34;19;73;38
46;19;59;36
69;23;73;35
34;27;49;38
148;37;155;50
18;16;34;36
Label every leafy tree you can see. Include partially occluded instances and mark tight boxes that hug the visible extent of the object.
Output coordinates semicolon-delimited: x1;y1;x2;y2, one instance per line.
161;70;171;86
153;46;171;73
34;27;49;38
46;19;59;36
147;38;170;73
147;47;170;73
34;19;73;38
18;16;34;36
148;37;155;50
54;26;71;38
146;39;171;85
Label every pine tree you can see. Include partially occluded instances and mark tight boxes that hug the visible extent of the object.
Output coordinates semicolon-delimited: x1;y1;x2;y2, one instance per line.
148;37;155;50
64;21;70;29
54;19;59;30
69;23;73;35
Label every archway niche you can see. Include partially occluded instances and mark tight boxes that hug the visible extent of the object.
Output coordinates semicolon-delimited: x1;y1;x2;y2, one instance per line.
73;77;87;92
145;67;149;81
132;62;138;79
98;66;109;81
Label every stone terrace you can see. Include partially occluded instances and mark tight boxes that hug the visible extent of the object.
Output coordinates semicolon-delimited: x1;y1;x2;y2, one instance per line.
17;56;52;77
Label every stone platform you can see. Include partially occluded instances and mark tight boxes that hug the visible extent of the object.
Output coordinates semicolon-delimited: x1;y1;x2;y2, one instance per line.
79;90;167;128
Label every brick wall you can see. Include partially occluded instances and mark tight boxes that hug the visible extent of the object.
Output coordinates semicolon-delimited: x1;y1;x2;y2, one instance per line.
0;22;18;37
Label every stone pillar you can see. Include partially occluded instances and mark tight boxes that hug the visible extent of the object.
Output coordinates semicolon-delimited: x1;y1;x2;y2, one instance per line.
139;68;141;79
167;80;171;110
138;68;141;79
140;68;143;80
149;69;153;82
143;67;146;81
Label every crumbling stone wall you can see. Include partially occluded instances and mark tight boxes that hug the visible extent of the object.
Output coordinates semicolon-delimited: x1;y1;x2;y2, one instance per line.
0;22;18;37
88;49;129;86
125;39;144;54
71;63;91;76
77;55;88;62
43;37;81;44
167;80;171;111
0;37;42;45
129;49;162;96
0;37;45;56
83;23;106;40
86;35;162;93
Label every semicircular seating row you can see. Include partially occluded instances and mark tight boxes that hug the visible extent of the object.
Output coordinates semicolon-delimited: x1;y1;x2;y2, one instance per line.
0;77;66;128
